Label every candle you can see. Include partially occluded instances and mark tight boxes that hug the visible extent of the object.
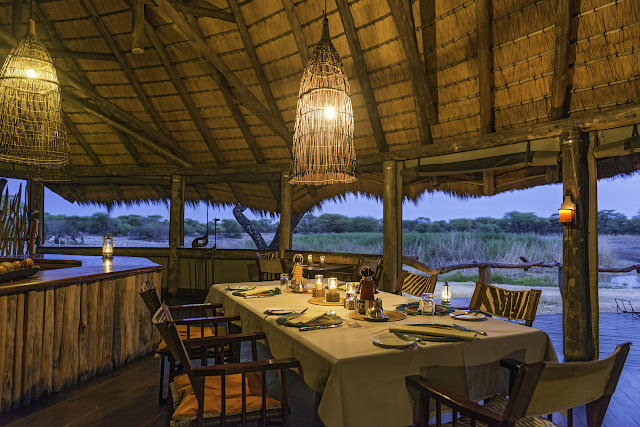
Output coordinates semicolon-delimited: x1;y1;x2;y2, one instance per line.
315;275;323;290
320;255;325;264
326;277;340;302
307;254;313;264
559;208;575;224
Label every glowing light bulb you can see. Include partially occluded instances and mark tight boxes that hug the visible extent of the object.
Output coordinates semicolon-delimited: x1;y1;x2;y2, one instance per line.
325;107;336;119
26;69;37;78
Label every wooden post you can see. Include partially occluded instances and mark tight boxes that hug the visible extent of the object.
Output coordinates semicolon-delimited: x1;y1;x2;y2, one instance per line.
396;163;403;279
131;0;145;54
562;131;597;361
587;131;599;358
383;161;399;292
168;175;184;295
27;179;44;250
279;171;293;257
479;266;491;284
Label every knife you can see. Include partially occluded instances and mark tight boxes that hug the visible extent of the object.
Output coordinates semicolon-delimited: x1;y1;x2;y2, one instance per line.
299;324;342;331
453;323;488;336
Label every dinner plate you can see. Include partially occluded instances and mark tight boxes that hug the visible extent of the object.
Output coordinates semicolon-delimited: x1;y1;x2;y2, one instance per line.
372;332;416;348
264;308;296;315
226;285;255;291
450;313;487;321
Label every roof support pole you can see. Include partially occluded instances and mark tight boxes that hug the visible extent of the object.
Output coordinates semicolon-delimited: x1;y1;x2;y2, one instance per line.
27;179;44;254
279;171;293;257
396;163;404;282
476;0;495;134
382;161;400;292
168;175;185;296
550;0;580;120
561;131;597;361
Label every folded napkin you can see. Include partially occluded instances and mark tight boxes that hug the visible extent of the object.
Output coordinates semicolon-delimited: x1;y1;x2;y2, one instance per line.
238;287;273;297
389;325;476;341
289;310;326;326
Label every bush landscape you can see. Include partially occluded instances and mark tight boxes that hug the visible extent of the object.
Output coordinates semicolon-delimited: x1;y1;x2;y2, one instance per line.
43;210;640;288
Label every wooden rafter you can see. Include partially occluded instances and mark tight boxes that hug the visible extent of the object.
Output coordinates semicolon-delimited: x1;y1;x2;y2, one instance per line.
475;0;495;134
386;0;435;145
549;0;579;120
132;0;145;53
193;184;209;202
228;0;287;132
64;93;191;168
336;0;388;153
145;22;225;165
281;0;309;65
79;0;172;136
151;0;293;149
146;0;235;22
0;45;117;61
115;131;146;167
419;0;438;116
63;115;102;167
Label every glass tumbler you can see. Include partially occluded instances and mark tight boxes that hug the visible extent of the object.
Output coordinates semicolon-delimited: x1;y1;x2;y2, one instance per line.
279;273;289;292
344;292;357;325
419;292;435;316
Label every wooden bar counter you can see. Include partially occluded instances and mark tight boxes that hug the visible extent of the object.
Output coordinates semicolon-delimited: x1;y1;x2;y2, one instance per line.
0;254;164;412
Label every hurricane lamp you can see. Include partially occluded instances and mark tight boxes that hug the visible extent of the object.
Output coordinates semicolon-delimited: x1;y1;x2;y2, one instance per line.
102;233;114;259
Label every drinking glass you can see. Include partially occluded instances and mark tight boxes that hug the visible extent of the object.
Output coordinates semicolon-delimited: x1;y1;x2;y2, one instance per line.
279;273;289;293
344;292;357;326
419;292;435;316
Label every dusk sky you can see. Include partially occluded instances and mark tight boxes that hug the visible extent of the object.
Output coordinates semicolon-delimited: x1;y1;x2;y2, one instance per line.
3;173;640;222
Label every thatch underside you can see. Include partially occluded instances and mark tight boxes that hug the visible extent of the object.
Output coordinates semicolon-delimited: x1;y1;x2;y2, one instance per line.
0;0;639;213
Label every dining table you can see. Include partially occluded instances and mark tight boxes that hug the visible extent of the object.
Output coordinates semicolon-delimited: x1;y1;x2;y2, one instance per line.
206;281;557;427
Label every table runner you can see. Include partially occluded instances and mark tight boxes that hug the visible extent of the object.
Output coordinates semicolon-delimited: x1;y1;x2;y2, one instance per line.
206;282;557;427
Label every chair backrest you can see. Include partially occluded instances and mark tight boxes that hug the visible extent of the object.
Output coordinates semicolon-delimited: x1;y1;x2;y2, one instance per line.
503;343;630;424
354;258;383;284
139;281;162;315
257;258;286;281
256;251;278;260
152;304;195;378
469;282;541;326
394;270;437;296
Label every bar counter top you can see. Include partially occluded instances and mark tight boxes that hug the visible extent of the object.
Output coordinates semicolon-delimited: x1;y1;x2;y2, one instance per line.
0;254;164;296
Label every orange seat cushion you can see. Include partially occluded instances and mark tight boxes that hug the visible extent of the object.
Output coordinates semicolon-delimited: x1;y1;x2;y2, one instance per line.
171;372;281;420
157;325;228;353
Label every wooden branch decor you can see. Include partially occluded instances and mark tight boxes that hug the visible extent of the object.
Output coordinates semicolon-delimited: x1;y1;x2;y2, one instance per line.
289;16;357;185
0;182;29;256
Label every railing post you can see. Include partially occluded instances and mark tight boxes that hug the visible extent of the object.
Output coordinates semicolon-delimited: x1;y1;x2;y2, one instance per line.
478;266;491;284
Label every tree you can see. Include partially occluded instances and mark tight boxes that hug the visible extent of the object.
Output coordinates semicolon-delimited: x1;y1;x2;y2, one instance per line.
598;210;628;235
221;219;243;238
311;214;351;233
87;212;116;235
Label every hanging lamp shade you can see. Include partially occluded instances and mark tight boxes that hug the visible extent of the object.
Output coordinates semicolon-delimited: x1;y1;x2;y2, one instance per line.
0;19;69;167
289;16;357;185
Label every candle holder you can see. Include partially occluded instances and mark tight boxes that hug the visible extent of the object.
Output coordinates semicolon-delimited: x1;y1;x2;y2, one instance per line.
313;274;325;297
319;255;326;266
326;277;340;302
307;254;313;266
102;233;114;259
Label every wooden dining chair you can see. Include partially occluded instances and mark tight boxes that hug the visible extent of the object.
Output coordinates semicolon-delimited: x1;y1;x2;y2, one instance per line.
394;270;438;297
139;281;240;405
469;282;542;326
406;342;630;427
152;304;301;426
256;257;287;281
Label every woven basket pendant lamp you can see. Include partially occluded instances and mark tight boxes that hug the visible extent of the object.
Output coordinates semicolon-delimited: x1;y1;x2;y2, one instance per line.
0;18;69;168
289;15;357;185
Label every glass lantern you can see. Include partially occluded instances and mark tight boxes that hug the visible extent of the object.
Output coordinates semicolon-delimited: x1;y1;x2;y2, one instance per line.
102;233;114;259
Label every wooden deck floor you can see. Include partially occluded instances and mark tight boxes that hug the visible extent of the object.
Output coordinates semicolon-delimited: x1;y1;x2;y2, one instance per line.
0;313;638;427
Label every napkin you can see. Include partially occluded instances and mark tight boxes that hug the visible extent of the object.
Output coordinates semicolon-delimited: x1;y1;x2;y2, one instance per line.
389;325;476;341
289;310;326;325
238;287;273;297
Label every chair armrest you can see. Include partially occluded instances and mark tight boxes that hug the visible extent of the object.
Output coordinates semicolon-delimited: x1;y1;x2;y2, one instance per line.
500;358;524;393
169;302;222;313
173;315;240;325
406;375;505;425
182;332;267;348
192;358;301;376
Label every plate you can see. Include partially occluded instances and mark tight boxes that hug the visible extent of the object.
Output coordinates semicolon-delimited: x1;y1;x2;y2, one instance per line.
226;285;255;291
264;308;295;315
450;313;487;321
372;332;416;348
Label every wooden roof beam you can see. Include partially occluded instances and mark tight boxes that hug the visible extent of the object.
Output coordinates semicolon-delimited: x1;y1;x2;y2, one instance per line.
145;22;225;165
152;0;293;149
192;184;209;202
476;0;495;134
109;184;126;201
549;0;579;120
228;0;288;138
64;93;191;168
63;115;103;167
387;0;435;145
336;0;388;153
115;130;146;167
281;0;309;65
420;0;438;118
79;0;172;136
0;45;118;62
146;0;235;22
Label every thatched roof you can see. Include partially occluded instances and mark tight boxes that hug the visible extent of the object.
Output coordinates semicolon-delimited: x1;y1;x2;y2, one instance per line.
1;0;640;213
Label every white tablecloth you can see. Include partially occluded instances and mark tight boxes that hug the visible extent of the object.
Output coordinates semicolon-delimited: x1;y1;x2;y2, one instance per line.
206;282;557;427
